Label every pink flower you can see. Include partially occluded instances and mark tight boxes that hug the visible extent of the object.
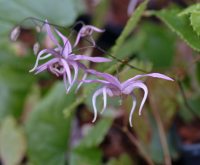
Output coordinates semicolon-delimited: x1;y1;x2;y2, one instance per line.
74;25;105;47
30;20;111;93
83;69;174;126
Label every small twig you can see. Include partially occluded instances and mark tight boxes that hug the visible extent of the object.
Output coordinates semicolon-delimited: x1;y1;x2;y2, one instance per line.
149;94;172;165
177;79;200;121
92;43;148;73
114;124;154;165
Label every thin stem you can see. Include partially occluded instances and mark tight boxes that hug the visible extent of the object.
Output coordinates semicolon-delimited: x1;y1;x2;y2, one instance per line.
114;124;154;165
92;43;148;73
177;79;200;121
149;94;171;165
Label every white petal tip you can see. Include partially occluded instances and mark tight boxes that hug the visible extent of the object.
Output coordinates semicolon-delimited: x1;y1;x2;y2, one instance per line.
92;115;97;123
129;120;133;127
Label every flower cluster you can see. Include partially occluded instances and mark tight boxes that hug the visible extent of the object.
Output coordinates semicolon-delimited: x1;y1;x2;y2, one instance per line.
30;20;173;126
30;20;111;92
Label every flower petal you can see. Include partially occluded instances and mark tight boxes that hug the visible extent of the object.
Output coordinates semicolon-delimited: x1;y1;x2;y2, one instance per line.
81;79;110;85
122;73;174;89
29;49;54;72
61;59;72;85
137;83;148;116
76;61;88;70
49;65;60;77
76;73;88;93
55;29;72;56
74;25;105;47
73;55;111;63
101;87;107;114
34;58;59;74
129;94;137;127
74;31;81;47
86;69;121;87
67;62;79;93
123;82;148;116
92;88;104;122
82;25;105;33
29;49;48;72
63;73;68;92
45;20;61;48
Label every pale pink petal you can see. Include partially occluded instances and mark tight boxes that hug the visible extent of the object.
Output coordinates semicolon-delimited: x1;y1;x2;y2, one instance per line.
67;62;79;93
73;32;81;47
101;87;107;114
76;73;88;93
129;94;137;127
137;83;148;116
82;79;110;84
123;82;148;116
74;25;105;47
87;69;121;87
63;73;68;92
49;65;60;77
61;59;72;85
92;88;104;122
34;58;59;74
55;29;72;56
29;49;49;72
73;55;111;63
44;20;61;48
83;25;105;33
122;73;174;89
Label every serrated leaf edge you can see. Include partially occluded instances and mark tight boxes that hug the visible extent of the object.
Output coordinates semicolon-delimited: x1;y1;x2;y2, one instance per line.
190;12;200;36
155;10;200;52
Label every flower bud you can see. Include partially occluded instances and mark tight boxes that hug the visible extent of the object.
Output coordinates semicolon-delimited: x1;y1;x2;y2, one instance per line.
10;26;21;41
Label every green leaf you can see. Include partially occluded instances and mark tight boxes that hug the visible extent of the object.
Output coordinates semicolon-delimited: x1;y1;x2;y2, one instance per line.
138;22;175;68
0;116;26;165
70;147;102;165
0;0;85;36
111;0;148;56
154;7;200;52
0;45;35;120
92;0;110;28
178;3;200;16
25;82;75;165
70;118;112;165
190;11;200;36
107;154;134;165
75;117;113;149
97;0;148;72
179;94;200;122
149;121;164;164
115;31;145;58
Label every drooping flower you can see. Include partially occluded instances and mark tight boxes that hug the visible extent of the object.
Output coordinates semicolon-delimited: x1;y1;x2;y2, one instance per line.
83;69;174;126
30;20;111;92
74;25;105;47
127;0;138;16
